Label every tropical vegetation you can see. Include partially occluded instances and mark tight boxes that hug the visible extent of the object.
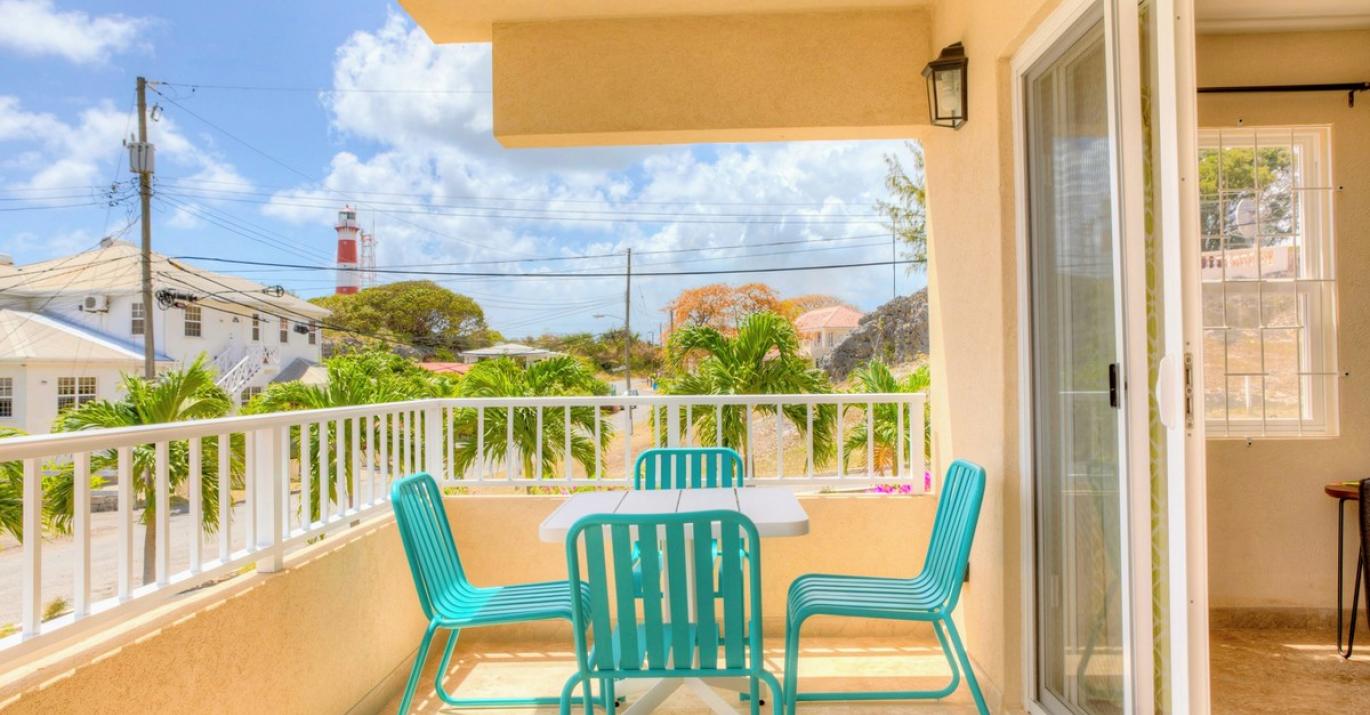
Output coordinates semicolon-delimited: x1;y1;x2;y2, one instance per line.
842;360;931;475
450;356;613;478
661;311;836;466
310;280;497;357
53;355;242;584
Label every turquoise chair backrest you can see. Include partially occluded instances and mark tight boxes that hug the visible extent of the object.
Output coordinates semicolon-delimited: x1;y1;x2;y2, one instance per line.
633;447;745;490
391;472;470;620
564;510;764;676
918;459;987;613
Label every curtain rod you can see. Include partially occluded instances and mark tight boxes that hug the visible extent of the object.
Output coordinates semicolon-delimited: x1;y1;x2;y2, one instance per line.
1197;82;1369;108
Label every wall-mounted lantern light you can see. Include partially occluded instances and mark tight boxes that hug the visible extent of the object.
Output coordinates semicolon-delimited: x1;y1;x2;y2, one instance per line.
923;42;968;129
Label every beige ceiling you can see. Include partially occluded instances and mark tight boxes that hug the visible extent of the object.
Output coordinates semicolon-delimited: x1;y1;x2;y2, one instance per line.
398;0;929;42
1197;0;1370;33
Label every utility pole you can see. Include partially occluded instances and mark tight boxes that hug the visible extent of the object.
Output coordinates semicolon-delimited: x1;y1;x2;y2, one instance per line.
135;76;157;380
624;248;633;433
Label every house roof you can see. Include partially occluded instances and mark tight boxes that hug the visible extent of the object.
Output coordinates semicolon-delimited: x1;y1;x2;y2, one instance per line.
794;305;863;332
0;240;329;321
459;343;556;358
418;362;473;375
0;309;174;363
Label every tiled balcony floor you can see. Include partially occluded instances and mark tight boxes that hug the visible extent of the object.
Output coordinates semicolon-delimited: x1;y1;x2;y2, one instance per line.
1210;627;1370;714
380;636;980;714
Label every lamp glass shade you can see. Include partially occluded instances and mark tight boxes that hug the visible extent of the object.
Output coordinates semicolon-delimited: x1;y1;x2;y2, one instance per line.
922;42;968;129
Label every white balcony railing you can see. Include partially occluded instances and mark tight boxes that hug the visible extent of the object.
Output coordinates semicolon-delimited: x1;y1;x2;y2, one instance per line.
0;392;925;662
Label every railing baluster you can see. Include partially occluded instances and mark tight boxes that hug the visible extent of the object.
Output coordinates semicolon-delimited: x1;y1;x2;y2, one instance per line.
397;413;406;477
411;410;420;473
245;432;257;553
745;405;753;479
189;438;203;572
117;446;132;597
685;404;692;446
74;451;91;617
623;400;631;479
445;407;454;485
535;406;543;481
363;414;373;505
716;405;723;447
564;405;572;481
218;434;230;561
22;458;40;635
279;426;291;539
154;441;170;586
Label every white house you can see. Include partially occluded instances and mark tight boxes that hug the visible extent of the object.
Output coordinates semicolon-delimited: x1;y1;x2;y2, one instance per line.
459;342;559;365
0;239;329;434
794;305;864;362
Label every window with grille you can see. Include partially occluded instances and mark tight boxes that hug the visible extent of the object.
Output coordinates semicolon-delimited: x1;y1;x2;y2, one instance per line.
184;304;202;337
252;314;260;341
308;321;317;345
279;317;289;343
131;302;144;336
1200;126;1338;438
57;376;97;412
0;377;12;418
240;386;262;406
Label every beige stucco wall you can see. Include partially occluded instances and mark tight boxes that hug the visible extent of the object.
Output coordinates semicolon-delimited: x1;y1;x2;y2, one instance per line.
489;10;933;147
1197;29;1370;614
0;494;938;714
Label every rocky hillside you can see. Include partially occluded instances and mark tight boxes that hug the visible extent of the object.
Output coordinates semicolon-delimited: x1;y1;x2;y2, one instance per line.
818;289;930;380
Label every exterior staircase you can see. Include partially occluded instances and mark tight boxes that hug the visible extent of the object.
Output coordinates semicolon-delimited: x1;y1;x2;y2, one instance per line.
213;344;278;398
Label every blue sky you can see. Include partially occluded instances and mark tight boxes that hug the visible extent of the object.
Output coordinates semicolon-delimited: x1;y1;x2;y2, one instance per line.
0;0;925;339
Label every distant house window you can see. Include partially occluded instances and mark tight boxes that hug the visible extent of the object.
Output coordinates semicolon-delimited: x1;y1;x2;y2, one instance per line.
57;376;97;412
279;317;289;343
131;302;144;336
184;305;202;338
1200;126;1338;437
308;320;317;345
251;314;260;341
0;377;12;418
240;386;262;406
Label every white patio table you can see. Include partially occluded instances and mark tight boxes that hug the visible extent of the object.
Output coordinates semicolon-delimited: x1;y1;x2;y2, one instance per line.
538;487;809;714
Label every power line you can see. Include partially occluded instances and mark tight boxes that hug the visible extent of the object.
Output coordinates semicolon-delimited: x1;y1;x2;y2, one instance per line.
155;185;883;220
157;81;491;95
171;254;924;279
152;194;333;264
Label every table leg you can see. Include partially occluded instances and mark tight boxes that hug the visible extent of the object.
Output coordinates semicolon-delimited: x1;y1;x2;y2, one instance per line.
1337;497;1359;659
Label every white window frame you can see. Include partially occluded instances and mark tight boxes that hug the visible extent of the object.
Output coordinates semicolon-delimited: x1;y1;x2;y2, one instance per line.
279;317;289;343
1200;125;1338;438
183;304;202;338
307;320;317;346
240;386;262;406
131;302;145;336
251;313;261;342
0;377;12;418
57;376;97;412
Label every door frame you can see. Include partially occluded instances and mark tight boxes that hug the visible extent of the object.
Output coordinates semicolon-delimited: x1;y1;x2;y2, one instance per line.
1010;0;1196;711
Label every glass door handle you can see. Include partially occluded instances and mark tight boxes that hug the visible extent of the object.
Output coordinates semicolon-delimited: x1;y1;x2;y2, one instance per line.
1108;363;1122;409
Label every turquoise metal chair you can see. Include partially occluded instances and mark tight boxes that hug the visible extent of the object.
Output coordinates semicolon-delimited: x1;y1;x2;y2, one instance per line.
390;472;593;714
560;509;782;714
782;459;989;715
633;447;744;490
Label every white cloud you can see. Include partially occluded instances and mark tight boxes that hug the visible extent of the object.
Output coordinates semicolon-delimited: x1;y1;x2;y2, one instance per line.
268;12;920;336
0;94;252;226
0;0;150;64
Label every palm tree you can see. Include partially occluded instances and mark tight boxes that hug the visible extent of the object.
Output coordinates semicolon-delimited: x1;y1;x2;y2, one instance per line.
663;311;835;466
842;360;930;475
450;356;613;479
54;356;241;585
247;350;440;521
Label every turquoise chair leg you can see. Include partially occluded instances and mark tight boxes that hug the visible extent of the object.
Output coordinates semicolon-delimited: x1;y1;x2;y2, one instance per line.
756;669;784;715
943;618;989;715
398;622;439;715
782;616;802;715
749;676;761;715
558;673;582;715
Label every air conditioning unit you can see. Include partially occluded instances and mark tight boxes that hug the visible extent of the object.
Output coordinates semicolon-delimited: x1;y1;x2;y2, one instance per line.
81;295;110;313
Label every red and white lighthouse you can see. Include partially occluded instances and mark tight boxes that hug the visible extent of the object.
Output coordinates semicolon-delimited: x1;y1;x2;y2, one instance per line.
335;206;360;295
